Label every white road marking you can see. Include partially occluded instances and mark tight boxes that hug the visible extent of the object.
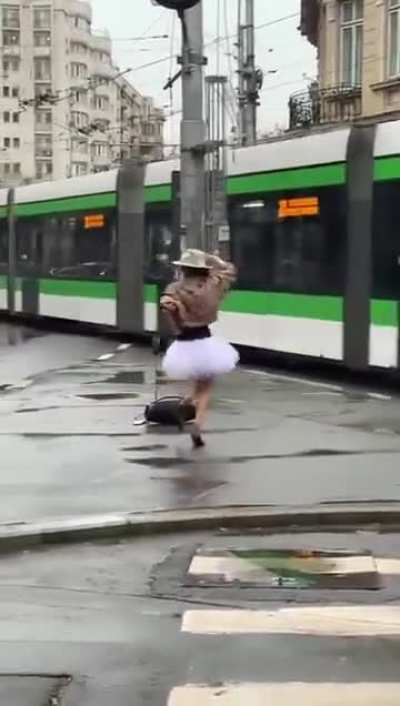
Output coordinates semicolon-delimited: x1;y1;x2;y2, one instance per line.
367;392;392;401
97;353;115;361
376;558;400;575
168;682;400;706
181;606;400;636
117;343;131;352
244;368;343;391
188;554;375;581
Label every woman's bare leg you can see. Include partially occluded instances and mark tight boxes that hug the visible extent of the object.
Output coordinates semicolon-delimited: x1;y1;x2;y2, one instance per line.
191;378;214;447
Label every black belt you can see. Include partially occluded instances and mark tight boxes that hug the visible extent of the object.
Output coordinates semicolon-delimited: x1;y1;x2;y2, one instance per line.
177;326;211;341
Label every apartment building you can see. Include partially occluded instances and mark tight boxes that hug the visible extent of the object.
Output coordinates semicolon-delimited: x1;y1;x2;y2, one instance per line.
294;0;400;127
0;0;164;185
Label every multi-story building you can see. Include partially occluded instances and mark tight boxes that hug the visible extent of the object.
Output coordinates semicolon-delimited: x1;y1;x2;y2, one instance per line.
293;0;400;128
0;0;164;185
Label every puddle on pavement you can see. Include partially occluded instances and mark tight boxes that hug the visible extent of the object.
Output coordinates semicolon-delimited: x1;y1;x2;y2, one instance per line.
126;447;394;470
123;444;168;452
102;371;147;385
77;392;139;401
187;548;380;590
16;406;58;414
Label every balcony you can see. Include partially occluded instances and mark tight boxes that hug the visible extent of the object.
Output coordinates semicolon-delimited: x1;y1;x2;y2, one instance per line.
289;83;362;130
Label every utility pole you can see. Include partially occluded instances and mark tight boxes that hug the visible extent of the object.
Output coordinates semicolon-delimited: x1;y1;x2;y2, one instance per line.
238;0;258;146
154;0;206;250
179;2;206;249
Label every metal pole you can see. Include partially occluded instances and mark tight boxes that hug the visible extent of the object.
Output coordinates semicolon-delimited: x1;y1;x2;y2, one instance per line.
244;0;256;144
237;0;245;144
179;1;206;251
120;87;124;164
239;0;257;146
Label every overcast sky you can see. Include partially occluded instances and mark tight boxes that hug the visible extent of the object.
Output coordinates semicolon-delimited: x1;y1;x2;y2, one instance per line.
91;0;316;150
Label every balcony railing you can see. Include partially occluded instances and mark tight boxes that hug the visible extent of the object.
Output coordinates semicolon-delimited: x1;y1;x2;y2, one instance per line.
289;83;362;130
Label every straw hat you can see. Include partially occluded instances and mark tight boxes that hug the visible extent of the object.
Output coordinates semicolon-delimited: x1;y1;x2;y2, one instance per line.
172;249;211;269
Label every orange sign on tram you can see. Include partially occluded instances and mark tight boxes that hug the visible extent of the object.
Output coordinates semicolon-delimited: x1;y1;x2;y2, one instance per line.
278;197;319;219
84;214;105;229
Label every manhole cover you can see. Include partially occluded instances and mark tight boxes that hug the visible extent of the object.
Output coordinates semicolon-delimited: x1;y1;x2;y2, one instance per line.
187;548;380;590
0;675;71;705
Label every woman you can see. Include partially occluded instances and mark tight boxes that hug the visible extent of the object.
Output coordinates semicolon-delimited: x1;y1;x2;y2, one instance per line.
160;248;239;448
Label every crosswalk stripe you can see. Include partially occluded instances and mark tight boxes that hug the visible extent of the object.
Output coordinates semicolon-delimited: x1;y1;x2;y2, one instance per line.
168;682;400;705
182;607;400;636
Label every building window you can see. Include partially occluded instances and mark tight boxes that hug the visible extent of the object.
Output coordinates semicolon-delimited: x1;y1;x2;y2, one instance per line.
36;160;53;179
13;162;20;174
2;6;20;28
35;134;52;157
3;112;10;123
13;137;20;148
73;89;88;105
389;0;400;76
3;57;20;73
71;41;87;55
35;83;52;99
341;0;363;86
12;86;19;98
12;112;19;123
4;163;10;175
72;162;88;177
2;30;20;46
33;7;51;29
3;86;10;97
71;62;88;79
71;111;89;128
35;109;52;126
34;31;51;47
3;138;10;148
92;94;110;111
34;57;51;81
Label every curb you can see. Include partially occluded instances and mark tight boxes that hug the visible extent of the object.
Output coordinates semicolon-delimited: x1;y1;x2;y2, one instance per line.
1;503;400;553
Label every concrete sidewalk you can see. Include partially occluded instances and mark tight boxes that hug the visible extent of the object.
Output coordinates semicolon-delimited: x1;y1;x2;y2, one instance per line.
1;339;400;526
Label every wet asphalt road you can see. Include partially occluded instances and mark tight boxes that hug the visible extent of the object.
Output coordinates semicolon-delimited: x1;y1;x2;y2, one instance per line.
0;322;400;522
0;530;400;705
2;322;400;704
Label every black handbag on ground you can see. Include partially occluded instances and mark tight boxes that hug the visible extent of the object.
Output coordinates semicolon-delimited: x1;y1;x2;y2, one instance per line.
144;396;196;429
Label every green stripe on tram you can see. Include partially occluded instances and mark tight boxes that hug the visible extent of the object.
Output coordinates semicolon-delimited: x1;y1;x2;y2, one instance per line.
227;163;346;195
40;279;117;299
15;183;172;218
371;299;398;326
374;156;400;182
40;280;159;303
220;291;344;321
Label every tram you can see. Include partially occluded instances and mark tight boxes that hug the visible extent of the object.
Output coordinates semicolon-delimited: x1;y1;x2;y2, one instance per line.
1;119;399;371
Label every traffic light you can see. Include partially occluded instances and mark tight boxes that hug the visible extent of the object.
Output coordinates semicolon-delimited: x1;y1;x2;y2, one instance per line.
154;0;200;10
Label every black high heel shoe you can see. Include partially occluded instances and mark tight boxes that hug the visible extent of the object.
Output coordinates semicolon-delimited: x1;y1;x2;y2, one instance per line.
190;422;205;448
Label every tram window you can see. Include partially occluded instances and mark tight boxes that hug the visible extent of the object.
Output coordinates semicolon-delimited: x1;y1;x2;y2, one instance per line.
0;219;8;273
229;186;346;295
372;182;400;299
145;207;176;282
16;209;117;279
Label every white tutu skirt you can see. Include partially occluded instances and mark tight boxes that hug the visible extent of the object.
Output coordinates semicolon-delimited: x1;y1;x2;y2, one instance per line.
162;335;239;381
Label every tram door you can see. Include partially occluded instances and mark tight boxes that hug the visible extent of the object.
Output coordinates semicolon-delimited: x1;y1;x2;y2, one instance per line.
116;161;146;334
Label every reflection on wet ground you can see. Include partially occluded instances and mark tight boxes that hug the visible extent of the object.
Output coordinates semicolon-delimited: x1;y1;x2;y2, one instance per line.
187;547;381;590
0;323;45;347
